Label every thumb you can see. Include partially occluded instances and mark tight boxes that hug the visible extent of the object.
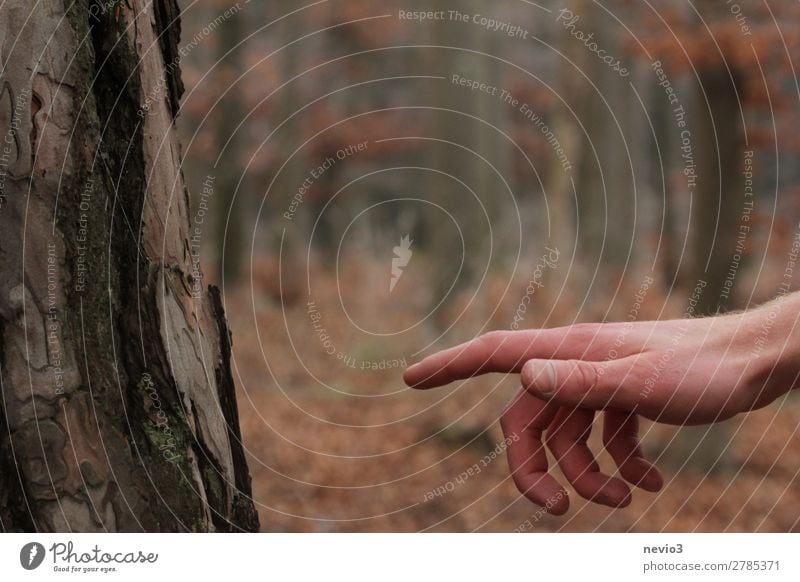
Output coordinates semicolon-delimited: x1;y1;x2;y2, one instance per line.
521;358;641;411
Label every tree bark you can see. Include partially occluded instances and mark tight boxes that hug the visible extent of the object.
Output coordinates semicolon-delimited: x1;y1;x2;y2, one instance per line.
0;0;258;532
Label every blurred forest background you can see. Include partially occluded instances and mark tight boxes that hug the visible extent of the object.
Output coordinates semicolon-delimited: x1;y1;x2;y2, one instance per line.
175;0;800;531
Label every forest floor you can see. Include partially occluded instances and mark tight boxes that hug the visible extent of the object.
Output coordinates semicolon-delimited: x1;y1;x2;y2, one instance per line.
225;255;800;532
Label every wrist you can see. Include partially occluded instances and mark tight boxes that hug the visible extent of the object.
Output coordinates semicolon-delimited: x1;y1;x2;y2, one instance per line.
750;293;800;399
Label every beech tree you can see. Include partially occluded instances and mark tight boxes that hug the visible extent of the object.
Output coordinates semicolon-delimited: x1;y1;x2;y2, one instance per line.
0;0;257;531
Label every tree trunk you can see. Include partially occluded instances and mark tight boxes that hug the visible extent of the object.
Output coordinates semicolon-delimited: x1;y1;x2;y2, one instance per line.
661;0;742;477
573;1;634;290
0;0;258;532
213;5;245;285
690;66;743;315
650;69;680;287
689;0;745;315
430;0;511;317
542;0;590;297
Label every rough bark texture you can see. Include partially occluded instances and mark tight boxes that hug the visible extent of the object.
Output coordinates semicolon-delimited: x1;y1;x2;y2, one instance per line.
0;0;258;532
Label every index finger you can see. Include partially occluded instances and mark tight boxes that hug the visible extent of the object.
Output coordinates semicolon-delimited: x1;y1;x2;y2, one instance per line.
404;326;614;389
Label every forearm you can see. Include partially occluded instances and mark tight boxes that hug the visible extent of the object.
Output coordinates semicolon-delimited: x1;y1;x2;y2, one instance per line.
746;291;800;407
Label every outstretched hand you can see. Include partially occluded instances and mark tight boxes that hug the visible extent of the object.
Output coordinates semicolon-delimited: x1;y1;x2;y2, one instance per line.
404;302;798;514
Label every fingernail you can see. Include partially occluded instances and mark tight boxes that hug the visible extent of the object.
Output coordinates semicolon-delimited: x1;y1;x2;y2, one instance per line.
522;360;556;398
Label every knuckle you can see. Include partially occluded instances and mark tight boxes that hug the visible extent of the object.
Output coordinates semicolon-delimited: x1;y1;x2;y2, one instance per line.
563;323;600;346
511;473;528;496
543;427;558;449
563;359;598;397
725;384;753;416
478;330;505;346
473;330;508;366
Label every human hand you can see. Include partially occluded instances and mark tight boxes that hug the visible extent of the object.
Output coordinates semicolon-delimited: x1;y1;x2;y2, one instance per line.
404;298;799;513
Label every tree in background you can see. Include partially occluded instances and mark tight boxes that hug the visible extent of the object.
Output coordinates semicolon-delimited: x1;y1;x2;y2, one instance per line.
631;0;800;312
0;0;257;531
212;1;246;285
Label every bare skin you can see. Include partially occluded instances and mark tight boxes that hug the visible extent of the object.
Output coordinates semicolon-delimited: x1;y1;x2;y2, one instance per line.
404;294;800;514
